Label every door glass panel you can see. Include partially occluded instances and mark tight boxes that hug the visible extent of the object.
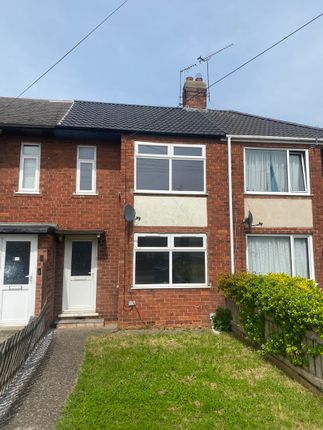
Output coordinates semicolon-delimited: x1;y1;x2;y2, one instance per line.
71;241;92;276
4;241;31;284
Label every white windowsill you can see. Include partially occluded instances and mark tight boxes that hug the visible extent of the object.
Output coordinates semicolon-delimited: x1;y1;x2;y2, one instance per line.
132;284;211;290
73;192;99;196
244;192;312;197
15;191;41;195
134;191;208;196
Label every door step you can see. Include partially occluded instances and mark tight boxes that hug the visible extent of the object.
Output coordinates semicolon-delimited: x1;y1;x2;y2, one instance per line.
56;316;105;329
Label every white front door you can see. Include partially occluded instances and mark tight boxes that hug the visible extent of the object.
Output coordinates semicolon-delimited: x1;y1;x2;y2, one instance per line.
63;237;97;314
0;235;37;326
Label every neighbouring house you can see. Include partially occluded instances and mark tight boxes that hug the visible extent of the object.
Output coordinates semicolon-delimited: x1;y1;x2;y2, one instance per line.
0;76;323;328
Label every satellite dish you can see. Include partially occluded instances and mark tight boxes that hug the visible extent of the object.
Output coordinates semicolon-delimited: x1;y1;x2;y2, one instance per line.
123;204;136;222
244;211;253;228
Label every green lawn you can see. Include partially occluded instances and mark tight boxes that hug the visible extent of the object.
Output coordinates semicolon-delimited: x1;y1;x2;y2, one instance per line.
57;331;323;430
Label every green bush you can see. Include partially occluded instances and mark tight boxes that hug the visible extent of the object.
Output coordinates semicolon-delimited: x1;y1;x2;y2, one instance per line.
218;273;323;366
212;306;232;331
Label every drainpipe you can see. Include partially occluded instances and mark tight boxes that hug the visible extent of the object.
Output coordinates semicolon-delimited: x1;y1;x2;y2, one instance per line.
227;135;235;274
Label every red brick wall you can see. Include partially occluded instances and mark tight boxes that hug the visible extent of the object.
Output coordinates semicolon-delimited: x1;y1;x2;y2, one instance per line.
0;134;124;323
36;234;56;328
231;142;323;284
118;135;229;328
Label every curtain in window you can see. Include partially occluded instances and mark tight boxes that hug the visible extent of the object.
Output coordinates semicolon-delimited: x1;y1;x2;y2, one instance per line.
290;153;306;192
246;150;288;192
22;159;36;189
294;238;309;278
248;236;291;275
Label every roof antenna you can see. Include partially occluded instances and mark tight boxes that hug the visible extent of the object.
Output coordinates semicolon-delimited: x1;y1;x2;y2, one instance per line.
197;43;234;102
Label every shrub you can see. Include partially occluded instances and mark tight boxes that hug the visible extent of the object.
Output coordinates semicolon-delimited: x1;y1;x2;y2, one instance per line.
212;306;232;331
218;273;323;366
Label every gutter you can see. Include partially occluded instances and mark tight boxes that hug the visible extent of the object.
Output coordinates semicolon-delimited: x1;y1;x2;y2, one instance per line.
226;133;323;275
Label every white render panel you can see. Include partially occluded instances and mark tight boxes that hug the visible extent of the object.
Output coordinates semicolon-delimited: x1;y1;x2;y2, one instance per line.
134;196;207;227
244;198;313;228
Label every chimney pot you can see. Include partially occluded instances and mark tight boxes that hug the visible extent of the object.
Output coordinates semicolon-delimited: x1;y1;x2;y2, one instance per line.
195;73;203;81
186;76;194;81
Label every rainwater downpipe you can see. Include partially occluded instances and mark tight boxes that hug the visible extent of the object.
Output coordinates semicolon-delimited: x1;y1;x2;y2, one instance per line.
227;135;235;274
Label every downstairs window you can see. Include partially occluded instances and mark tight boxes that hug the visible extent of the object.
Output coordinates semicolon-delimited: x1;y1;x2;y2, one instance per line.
247;235;313;279
134;234;207;288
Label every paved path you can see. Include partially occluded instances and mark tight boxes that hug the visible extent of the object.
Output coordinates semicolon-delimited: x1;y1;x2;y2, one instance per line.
2;328;113;430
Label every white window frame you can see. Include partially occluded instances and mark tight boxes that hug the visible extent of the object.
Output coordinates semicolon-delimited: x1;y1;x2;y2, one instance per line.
244;147;310;195
246;234;315;279
76;145;97;194
133;233;209;289
134;141;206;194
18;143;41;193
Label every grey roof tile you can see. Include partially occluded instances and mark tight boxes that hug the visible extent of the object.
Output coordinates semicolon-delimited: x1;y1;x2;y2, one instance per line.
0;97;73;128
61;101;225;136
1;96;323;139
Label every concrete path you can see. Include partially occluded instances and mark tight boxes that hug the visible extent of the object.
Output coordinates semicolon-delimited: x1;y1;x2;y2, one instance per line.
2;328;113;430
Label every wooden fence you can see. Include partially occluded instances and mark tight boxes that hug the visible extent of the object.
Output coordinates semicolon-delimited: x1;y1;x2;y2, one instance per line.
226;299;323;392
0;302;47;395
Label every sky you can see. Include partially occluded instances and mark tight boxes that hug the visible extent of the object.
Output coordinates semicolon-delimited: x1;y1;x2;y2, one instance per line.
1;1;323;127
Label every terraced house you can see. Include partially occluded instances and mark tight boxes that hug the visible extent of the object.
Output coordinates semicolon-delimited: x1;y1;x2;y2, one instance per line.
0;76;323;328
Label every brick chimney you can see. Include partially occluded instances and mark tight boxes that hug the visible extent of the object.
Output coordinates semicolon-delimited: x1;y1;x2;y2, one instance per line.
182;74;207;109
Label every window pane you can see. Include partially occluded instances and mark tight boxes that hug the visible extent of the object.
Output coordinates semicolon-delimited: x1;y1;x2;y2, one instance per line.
23;145;39;156
172;252;205;284
22;158;36;189
172;160;204;191
137;236;168;247
71;242;92;276
138;145;168;155
80;162;93;191
294;238;310;278
246;149;288;192
4;242;31;285
173;146;202;156
174;237;203;247
79;147;95;160
135;252;169;284
136;158;169;190
290;152;306;192
248;236;291;275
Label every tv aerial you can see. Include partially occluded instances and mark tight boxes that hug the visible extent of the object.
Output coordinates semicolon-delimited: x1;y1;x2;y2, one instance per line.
197;43;233;102
123;204;140;223
179;43;233;106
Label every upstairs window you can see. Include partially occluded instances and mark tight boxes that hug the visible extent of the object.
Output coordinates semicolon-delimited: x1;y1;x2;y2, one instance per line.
76;146;96;194
19;143;41;193
245;148;309;194
135;142;205;193
134;234;207;288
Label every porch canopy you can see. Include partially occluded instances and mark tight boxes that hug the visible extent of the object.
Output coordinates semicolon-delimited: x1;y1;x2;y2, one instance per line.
0;223;58;234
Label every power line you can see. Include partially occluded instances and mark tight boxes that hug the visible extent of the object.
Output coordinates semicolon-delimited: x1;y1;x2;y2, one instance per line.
208;11;323;91
15;0;130;99
128;11;323;139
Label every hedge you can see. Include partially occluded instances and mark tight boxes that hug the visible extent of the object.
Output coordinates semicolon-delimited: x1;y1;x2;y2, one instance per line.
218;273;323;366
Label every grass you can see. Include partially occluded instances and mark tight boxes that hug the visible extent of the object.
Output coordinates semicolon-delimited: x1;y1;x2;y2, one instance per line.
57;331;323;430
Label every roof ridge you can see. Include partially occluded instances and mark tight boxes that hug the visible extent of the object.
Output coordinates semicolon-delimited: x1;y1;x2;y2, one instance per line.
0;96;73;103
215;109;323;132
58;101;74;125
74;99;180;110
